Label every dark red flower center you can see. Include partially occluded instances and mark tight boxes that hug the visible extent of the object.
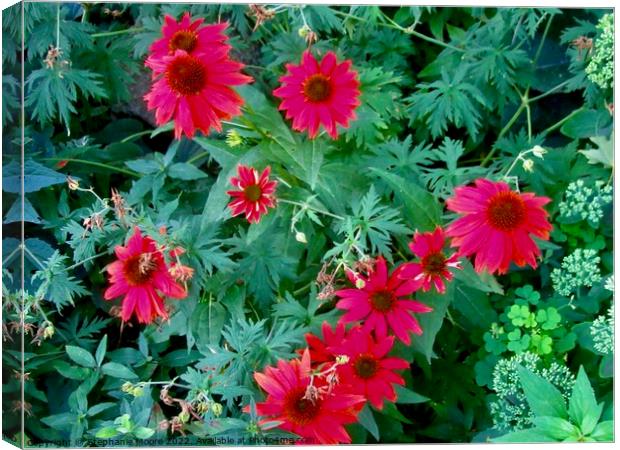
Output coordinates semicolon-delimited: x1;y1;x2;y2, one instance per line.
370;290;395;312
283;387;321;426
166;54;207;96
353;354;379;379
123;253;157;286
421;252;447;276
303;74;332;102
486;191;526;232
243;184;262;202
169;30;198;53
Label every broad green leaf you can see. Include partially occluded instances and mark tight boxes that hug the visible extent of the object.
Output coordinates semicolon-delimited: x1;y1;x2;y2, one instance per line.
568;366;603;435
394;385;429;404
532;416;579;440
167;162;208;180
101;362;138;379
41;413;76;430
518;366;568;419
191;301;227;354
3;159;67;193
370;168;441;231
134;427;155;440
66;345;96;368
492;429;557;443
411;284;454;363
87;402;116;417
589;421;613;441
579;133;613;168
560;109;611;139
357;404;380;440
95;427;119;439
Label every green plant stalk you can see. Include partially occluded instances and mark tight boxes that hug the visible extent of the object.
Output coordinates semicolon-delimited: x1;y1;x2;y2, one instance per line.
91;27;144;38
42;158;140;177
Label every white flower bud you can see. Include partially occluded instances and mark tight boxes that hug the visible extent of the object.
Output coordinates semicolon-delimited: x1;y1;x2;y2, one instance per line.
295;231;307;244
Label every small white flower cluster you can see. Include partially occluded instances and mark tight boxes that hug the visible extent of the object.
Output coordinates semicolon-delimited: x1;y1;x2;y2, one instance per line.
586;13;614;89
551;248;602;297
591;305;614;355
559;179;612;227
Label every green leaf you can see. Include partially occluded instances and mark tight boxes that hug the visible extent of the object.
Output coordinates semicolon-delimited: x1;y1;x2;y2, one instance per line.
394;385;429;404
3;159;67;193
191;301;227;353
65;345;96;368
518;365;568;419
87;402;116;417
133;427;155;440
492;429;557;443
410;285;454;362
101;362;138;380
167;162;208;180
560;109;611;139
569;366;604;435
370;168;441;231
589;421;613;441
95;426;119;439
95;335;107;367
41;413;76;430
357;404;380;440
579;133;613;169
532;416;579;440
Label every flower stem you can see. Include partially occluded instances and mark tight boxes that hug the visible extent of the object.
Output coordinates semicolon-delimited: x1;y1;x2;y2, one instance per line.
91;27;144;38
41;158;140;178
278;198;344;221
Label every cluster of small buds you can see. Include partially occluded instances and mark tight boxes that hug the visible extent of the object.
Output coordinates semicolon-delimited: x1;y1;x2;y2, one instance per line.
571;35;594;60
586;13;614;89
298;24;318;46
102;7;123;18
43;45;65;70
558;179;612;227
248;4;276;31
604;275;614;292
30;322;54;346
83;213;104;234
591;305;614;355
302;354;350;404
110;188;128;221
169;264;194;283
121;381;145;397
551;248;602;297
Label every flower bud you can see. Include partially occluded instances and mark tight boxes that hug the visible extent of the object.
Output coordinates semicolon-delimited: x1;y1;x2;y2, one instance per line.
522;159;534;172
211;402;223;417
355;278;366;289
67;176;79;190
531;145;547;158
178;411;190;423
295;231;307;243
226;129;244;148
335;355;349;365
43;325;55;339
298;24;311;38
121;382;133;393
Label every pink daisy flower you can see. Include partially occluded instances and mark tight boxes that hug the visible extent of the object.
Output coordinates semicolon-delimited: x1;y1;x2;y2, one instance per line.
273;50;360;139
334;256;432;345
305;321;346;366
253;349;365;444
398;226;462;294
446;178;553;275
144;33;252;139
226;164;277;223
104;227;187;323
148;13;229;61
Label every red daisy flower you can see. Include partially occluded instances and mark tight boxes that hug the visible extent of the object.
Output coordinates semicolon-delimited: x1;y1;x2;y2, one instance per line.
144;26;252;139
334;256;432;345
335;327;409;410
306;323;409;410
273;50;360;139
104;227;187;323
446;178;553;275
253;350;365;444
226;164;277;223
148;13;229;60
398;226;462;294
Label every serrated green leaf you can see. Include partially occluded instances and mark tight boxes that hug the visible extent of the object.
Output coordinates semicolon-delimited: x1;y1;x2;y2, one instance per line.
66;345;96;368
518;366;568;419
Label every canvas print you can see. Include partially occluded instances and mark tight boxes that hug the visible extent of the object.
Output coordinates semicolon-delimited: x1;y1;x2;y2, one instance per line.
1;2;614;447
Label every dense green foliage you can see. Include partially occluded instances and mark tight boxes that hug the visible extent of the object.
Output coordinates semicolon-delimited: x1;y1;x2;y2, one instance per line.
2;3;613;446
